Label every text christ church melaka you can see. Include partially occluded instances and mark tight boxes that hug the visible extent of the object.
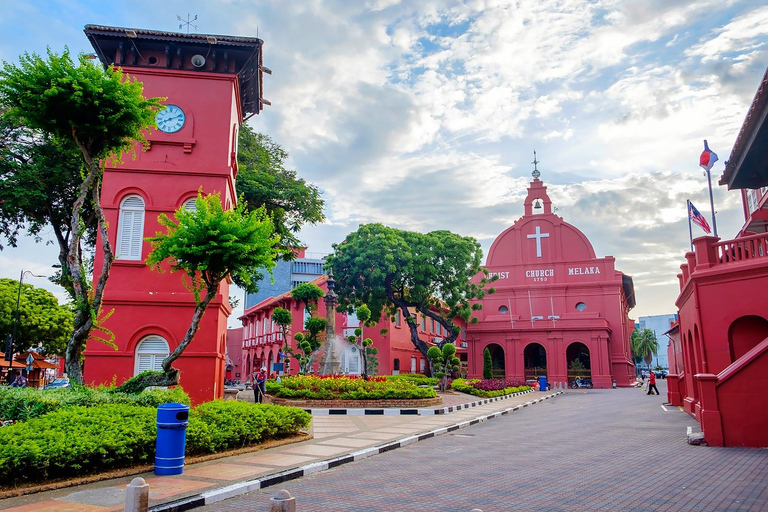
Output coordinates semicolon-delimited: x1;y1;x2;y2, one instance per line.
466;170;637;388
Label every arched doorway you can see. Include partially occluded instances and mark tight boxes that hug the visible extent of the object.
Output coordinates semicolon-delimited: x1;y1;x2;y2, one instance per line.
728;315;768;362
267;352;274;374
485;343;505;378
566;342;591;383
524;342;547;381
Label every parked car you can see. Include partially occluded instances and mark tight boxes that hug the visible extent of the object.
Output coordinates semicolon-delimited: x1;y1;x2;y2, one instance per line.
44;378;70;390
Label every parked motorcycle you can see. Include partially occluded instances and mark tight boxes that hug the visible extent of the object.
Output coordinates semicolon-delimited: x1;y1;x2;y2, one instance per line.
571;377;593;389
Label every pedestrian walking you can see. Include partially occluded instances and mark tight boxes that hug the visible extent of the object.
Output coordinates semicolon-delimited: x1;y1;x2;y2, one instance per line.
647;370;659;395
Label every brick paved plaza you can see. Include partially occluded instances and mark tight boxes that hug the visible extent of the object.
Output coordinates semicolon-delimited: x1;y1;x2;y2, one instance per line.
207;382;768;512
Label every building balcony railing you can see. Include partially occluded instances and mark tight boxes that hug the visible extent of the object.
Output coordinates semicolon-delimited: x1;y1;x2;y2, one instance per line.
242;332;285;348
679;232;768;291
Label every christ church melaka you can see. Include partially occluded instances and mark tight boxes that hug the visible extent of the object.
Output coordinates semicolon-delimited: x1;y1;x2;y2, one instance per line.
465;170;637;388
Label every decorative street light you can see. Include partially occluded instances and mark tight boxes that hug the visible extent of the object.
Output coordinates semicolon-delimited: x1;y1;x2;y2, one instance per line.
4;270;46;362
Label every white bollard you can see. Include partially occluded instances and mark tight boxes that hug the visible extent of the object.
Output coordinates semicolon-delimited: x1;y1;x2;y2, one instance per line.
125;477;149;512
270;489;296;512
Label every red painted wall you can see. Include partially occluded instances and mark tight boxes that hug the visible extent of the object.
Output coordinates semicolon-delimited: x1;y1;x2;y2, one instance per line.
85;67;240;404
467;178;636;388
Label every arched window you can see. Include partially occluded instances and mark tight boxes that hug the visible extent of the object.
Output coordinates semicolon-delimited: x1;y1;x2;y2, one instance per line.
183;197;197;211
340;345;361;375
134;335;170;375
117;195;145;260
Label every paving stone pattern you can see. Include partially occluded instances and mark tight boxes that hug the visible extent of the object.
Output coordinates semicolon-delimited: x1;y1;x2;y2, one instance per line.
206;383;768;512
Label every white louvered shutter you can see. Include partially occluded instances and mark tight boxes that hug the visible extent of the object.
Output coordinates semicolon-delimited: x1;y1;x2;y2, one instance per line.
134;336;170;375
117;196;145;260
183;197;197;211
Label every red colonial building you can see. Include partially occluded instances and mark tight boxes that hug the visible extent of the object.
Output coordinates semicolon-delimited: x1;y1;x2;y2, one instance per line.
82;25;267;403
239;275;468;379
668;67;768;447
465;172;637;388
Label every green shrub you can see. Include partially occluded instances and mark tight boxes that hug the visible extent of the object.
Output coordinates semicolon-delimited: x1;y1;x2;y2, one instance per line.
385;374;439;386
272;375;436;400
0;385;190;422
451;378;530;398
483;348;493;380
0;404;157;484
0;400;311;485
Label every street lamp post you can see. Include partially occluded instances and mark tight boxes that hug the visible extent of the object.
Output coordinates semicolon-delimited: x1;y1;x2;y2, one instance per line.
4;270;46;362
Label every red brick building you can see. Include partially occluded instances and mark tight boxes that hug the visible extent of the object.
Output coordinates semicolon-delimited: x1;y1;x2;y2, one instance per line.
465;174;637;388
82;25;267;404
668;67;768;447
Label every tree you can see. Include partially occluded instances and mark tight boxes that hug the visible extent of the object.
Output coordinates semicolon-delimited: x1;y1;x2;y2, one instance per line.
325;223;495;364
345;304;377;380
290;317;326;374
290;282;324;316
236;127;325;259
272;306;293;373
127;193;279;389
0;50;162;384
0;278;73;356
483;347;493;380
427;343;460;392
631;328;659;369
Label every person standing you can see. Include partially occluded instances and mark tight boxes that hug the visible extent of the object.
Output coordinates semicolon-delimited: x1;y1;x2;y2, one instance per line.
255;367;267;403
647;370;659;395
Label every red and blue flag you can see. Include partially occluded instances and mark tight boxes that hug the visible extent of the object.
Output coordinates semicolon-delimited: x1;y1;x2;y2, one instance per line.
689;201;712;234
699;140;718;173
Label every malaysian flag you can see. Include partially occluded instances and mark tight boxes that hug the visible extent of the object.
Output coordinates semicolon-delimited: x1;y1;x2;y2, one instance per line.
699;140;718;174
689;201;712;234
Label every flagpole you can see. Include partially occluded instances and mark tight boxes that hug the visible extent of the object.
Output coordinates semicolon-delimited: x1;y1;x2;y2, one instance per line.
687;199;694;252
705;168;718;237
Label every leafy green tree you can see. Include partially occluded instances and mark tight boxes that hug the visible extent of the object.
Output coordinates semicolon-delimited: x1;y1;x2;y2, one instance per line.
427;343;460;391
345;304;377;380
631;328;659;369
128;193;279;389
289;317;326;374
0;49;162;384
483;347;493;380
236;127;325;259
290;282;324;317
0;278;73;356
272;307;293;352
325;223;495;364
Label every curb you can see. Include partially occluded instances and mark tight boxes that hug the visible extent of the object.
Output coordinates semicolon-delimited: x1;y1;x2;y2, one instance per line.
150;391;563;511
304;389;535;416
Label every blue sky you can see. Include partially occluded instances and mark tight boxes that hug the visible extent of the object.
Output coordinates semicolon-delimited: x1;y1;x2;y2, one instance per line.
1;0;767;323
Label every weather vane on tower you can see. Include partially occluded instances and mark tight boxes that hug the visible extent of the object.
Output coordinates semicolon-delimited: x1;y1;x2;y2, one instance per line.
177;13;198;34
531;150;541;180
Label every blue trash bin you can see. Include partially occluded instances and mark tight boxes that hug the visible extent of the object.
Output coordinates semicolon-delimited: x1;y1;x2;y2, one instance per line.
155;402;189;475
538;376;548;392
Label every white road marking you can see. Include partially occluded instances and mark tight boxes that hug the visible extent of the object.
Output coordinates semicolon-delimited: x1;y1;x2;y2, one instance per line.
661;405;668;412
687;426;693;436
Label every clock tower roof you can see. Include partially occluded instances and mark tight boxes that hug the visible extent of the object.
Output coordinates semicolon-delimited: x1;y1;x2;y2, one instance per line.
84;24;268;118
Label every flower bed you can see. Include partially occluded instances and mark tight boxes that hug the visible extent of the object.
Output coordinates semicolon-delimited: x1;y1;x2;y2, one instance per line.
451;378;531;398
0;400;310;486
268;375;437;400
0;386;191;423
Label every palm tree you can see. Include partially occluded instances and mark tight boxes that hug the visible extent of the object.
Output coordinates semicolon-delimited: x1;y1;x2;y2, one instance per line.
631;328;659;370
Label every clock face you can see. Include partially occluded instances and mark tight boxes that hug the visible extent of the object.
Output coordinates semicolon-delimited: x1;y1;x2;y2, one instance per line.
156;104;186;133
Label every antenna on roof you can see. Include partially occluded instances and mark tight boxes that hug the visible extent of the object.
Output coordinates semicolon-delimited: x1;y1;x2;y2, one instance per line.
177;13;198;34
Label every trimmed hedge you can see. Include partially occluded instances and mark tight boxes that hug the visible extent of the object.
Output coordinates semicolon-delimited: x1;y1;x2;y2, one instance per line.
385;374;439;387
0;386;191;422
451;378;531;398
0;400;311;486
271;375;436;400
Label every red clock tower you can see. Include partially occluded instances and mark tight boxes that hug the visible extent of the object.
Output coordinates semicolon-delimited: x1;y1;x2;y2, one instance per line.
82;25;268;403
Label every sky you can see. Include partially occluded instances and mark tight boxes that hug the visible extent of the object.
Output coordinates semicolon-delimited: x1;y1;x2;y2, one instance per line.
1;0;767;326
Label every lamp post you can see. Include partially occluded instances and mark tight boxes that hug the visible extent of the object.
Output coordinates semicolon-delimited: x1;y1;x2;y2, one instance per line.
4;270;46;362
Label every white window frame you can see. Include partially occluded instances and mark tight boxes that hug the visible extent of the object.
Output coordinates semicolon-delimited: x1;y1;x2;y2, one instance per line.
116;195;145;260
134;335;170;375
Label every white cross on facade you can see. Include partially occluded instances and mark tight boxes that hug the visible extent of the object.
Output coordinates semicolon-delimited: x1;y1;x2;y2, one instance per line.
527;226;550;258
